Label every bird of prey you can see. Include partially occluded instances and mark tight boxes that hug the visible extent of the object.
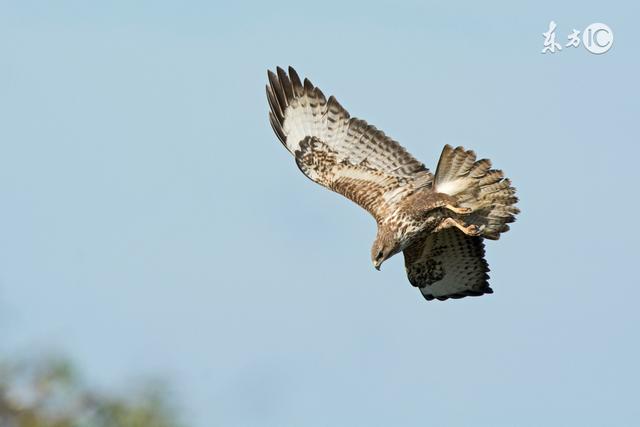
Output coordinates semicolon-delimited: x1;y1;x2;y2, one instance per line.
266;66;519;301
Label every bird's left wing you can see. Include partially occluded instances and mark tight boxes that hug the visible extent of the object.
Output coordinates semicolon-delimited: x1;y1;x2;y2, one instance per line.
403;228;493;301
266;66;432;222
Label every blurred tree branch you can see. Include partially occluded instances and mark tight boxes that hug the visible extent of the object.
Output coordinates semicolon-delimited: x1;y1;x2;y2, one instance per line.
0;355;185;427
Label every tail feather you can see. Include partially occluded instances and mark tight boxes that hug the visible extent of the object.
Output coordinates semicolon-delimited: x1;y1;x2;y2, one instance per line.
469;159;491;178
434;145;519;240
479;170;503;186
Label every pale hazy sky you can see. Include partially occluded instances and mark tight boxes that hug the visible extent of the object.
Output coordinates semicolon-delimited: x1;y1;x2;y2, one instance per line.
1;1;639;426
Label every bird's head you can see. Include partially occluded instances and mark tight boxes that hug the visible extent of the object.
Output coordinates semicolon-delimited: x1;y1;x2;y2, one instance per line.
371;229;399;271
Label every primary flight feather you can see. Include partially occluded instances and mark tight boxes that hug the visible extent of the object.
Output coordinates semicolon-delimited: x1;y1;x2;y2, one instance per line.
266;66;519;301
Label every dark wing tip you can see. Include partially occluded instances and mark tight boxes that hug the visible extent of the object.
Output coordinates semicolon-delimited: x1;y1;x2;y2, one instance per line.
266;65;307;123
266;66;299;146
288;67;303;95
266;84;283;122
303;77;314;92
266;69;278;86
266;66;322;151
269;112;286;146
277;67;294;100
268;69;288;113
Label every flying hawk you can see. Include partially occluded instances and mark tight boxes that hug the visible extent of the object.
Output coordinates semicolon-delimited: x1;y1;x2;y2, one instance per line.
266;67;519;301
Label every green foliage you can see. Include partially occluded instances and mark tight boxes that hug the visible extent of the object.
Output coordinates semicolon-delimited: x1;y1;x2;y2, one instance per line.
0;356;185;427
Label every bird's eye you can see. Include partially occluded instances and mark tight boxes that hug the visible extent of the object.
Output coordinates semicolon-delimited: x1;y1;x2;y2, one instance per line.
377;250;383;260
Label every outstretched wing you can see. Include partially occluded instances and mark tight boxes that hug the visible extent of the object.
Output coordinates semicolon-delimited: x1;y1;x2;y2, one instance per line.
403;228;492;301
267;66;432;221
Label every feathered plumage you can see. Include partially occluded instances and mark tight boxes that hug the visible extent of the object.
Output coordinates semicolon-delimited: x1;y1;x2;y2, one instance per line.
267;66;519;301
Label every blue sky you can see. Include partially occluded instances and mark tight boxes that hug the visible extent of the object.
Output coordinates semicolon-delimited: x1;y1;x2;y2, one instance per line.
1;1;639;426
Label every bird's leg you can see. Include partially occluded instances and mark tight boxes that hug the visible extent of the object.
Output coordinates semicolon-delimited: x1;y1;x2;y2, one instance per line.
435;217;482;236
443;204;472;215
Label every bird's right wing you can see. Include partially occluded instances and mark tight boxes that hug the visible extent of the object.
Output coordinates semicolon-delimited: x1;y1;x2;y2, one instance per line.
403;228;493;301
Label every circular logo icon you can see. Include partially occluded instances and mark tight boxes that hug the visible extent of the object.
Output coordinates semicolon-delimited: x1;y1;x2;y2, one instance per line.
582;23;614;54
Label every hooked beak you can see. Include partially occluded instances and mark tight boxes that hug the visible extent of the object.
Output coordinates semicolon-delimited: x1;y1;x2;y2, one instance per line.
374;261;381;271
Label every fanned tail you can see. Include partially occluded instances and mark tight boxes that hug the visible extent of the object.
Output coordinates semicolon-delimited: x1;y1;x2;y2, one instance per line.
434;145;519;240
